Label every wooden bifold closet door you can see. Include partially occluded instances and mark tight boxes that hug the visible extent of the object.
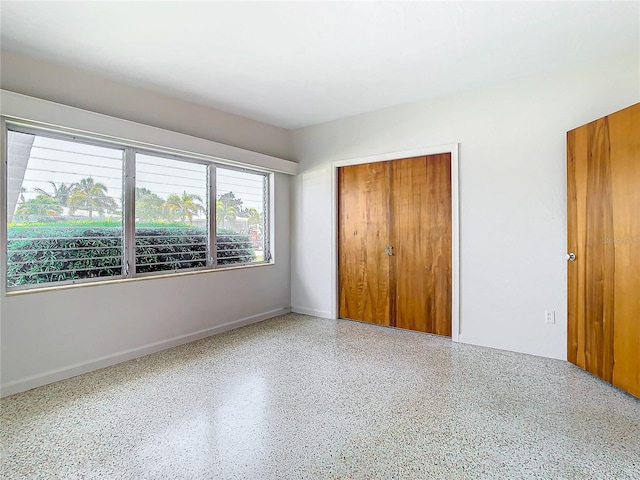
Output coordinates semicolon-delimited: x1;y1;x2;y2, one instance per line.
567;102;640;398
338;154;452;336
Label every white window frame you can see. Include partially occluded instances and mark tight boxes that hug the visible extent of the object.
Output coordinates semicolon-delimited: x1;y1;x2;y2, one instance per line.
0;91;295;293
3;122;129;290
214;163;271;264
130;148;212;278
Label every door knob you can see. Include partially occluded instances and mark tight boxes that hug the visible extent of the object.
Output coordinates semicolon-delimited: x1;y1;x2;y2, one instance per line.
384;245;394;256
566;253;576;262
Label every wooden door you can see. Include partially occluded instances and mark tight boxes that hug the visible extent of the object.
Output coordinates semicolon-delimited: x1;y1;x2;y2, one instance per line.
338;161;392;326
338;154;452;336
391;155;452;335
567;102;640;398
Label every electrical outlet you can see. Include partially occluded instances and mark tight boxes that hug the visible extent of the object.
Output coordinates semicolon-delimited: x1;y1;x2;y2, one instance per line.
545;310;555;324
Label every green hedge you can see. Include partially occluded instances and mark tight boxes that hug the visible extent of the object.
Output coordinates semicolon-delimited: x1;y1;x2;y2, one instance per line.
135;226;207;274
6;225;255;287
215;230;257;266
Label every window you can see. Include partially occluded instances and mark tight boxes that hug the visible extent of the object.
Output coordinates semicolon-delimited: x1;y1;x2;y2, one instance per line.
4;123;272;291
6;129;124;288
135;154;209;274
216;166;269;265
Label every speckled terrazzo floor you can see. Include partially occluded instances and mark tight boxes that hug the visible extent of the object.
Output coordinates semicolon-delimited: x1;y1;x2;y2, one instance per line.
1;314;639;479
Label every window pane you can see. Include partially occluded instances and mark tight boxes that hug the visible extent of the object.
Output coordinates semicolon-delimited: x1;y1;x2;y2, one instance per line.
6;129;124;288
135;154;208;273
216;167;266;265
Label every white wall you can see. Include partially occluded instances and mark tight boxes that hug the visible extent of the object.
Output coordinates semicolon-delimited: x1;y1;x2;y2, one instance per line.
1;173;291;394
290;54;640;360
0;51;291;159
0;55;293;396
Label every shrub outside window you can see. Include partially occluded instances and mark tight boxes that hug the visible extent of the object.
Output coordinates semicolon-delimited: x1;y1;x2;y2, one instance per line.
216;166;269;265
4;124;272;291
135;153;209;274
6;130;124;288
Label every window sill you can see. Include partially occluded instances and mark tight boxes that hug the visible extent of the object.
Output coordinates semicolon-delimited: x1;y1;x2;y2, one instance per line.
4;261;275;297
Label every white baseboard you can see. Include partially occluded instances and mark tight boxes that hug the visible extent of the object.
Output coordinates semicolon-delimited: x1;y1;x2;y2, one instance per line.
291;306;333;319
1;307;290;397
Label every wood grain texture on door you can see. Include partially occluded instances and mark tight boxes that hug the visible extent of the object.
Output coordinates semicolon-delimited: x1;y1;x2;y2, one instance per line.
338;154;452;337
567;102;640;398
391;155;452;335
338;161;392;326
608;104;640;396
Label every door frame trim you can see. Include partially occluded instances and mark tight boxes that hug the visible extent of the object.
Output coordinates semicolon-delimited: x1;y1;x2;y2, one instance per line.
330;144;460;342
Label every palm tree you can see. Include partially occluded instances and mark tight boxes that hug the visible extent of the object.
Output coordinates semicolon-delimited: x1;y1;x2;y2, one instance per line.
34;181;75;207
246;207;263;226
67;177;118;218
163;191;204;225
15;194;63;218
216;200;237;227
135;187;165;222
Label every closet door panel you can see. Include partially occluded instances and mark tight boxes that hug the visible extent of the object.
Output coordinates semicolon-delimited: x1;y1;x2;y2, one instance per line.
338;162;391;325
391;154;452;336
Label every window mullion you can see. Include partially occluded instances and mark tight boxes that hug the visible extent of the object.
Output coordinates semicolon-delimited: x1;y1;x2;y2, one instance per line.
209;164;217;267
123;148;136;277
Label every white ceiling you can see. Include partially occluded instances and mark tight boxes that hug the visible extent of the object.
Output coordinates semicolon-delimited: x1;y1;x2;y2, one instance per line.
1;1;638;129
